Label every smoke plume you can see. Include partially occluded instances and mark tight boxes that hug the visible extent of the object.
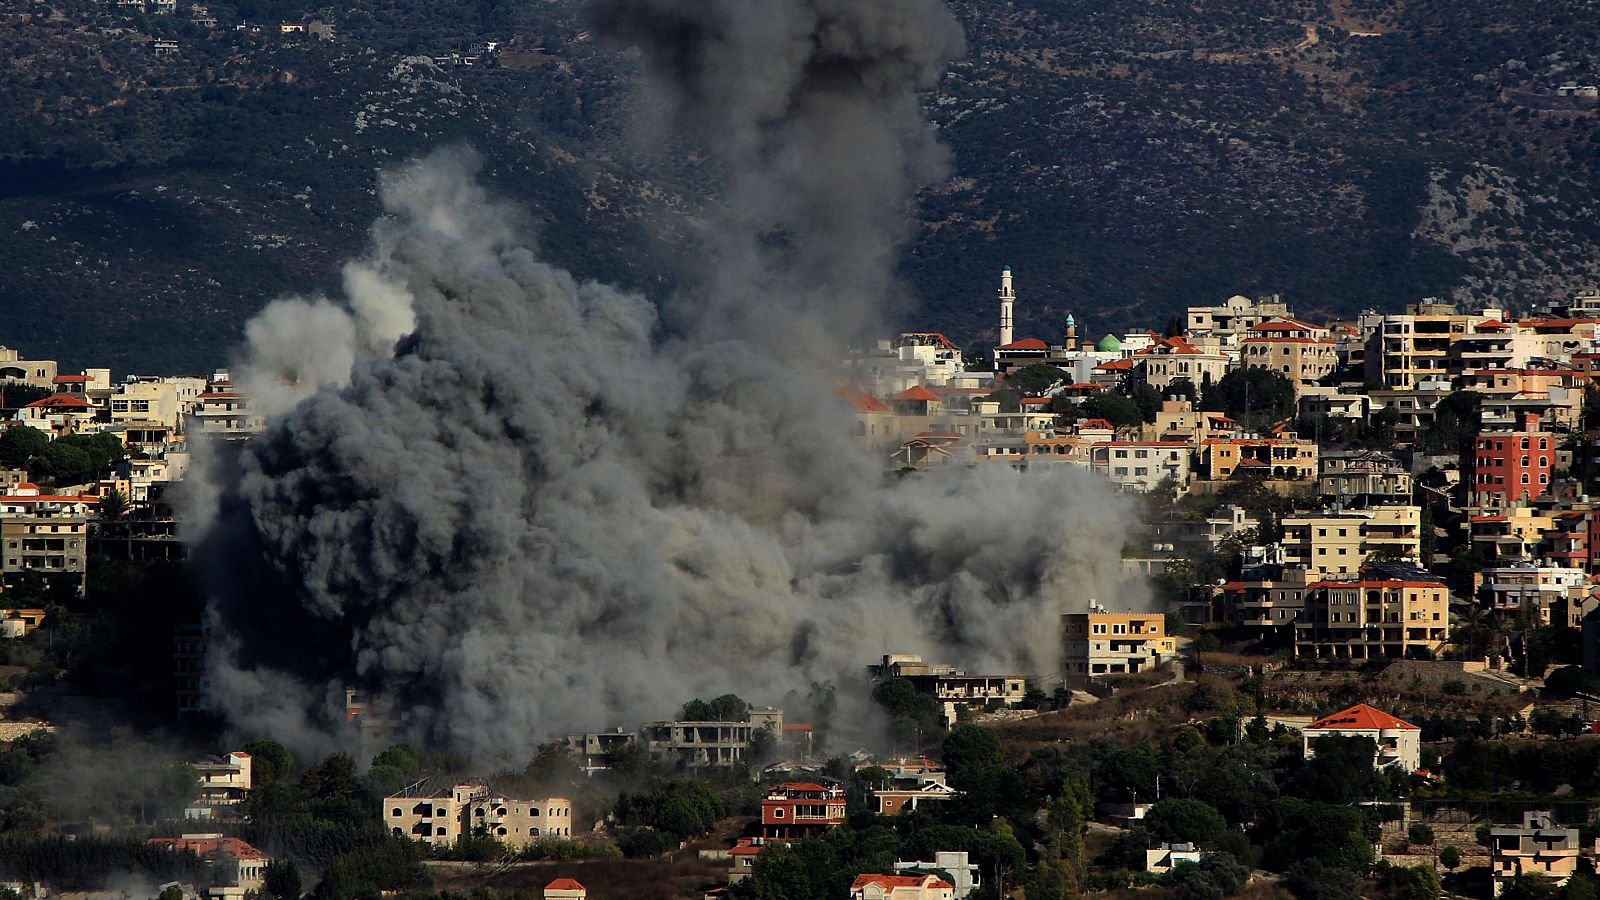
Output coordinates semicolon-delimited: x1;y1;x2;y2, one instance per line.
191;0;1147;759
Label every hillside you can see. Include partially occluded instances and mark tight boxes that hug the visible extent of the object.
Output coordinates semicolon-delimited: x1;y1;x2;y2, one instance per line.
1;0;1598;371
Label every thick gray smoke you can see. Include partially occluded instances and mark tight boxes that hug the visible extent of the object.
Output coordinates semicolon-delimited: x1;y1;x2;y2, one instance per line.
191;0;1148;759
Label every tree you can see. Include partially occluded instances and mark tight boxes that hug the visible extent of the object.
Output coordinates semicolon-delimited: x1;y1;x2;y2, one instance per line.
871;678;942;746
1008;363;1070;396
1074;393;1143;427
1438;846;1460;871
1407;822;1434;845
1286;859;1362;900
1144;799;1228;847
941;726;1001;775
0;426;48;470
681;693;748;722
262;859;302;900
243;740;296;787
1203;368;1295;423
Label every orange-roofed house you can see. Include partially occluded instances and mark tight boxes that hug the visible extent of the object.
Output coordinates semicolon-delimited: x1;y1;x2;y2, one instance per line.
147;834;269;898
16;393;97;435
1242;319;1337;390
851;873;955;900
1133;337;1229;391
1301;703;1421;773
889;385;943;417
543;878;586;900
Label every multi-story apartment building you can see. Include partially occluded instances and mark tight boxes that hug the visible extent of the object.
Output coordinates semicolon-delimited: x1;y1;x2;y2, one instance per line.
1241;319;1337;389
1186;294;1292;346
193;750;254;810
1318;451;1412;507
187;375;265;438
1148;504;1260;559
1302;703;1421;772
644;707;785;768
1445;319;1534;377
1091;441;1192;493
1471;414;1554;509
1294;577;1449;660
1489;812;1591;897
1478;562;1591;627
761;782;845;840
1362;301;1486;389
1215;571;1311;635
868;654;1027;726
0;483;94;596
1280;506;1422;577
1198;436;1318;481
1133;337;1230;391
385;781;571;847
1062;610;1176;688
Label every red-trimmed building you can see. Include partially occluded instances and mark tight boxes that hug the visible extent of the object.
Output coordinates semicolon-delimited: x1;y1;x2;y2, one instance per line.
760;782;845;840
1471;414;1554;509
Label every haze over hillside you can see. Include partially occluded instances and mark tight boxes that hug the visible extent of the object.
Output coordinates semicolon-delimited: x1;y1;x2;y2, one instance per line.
2;0;1598;371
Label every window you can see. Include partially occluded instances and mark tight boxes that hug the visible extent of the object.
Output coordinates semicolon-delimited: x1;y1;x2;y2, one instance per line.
1522;474;1530;485
773;809;785;819
1092;624;1107;634
1521;456;1529;467
392;808;402;817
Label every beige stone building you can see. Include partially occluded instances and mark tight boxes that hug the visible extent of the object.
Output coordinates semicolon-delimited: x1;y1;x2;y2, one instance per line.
1294;578;1449;660
1133;337;1230;391
1199;436;1317;481
1280;506;1421;577
1186;294;1292;346
1491;812;1591;896
385;781;572;848
1241;319;1337;389
1062;610;1176;687
0;347;57;388
1361;301;1488;389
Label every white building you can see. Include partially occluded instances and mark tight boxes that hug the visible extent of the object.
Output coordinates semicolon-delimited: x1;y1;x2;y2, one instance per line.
1301;703;1421;773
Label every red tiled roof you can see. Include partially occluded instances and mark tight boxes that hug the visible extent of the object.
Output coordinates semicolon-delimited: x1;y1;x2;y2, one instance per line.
1244;336;1335;344
24;394;92;409
899;332;960;351
996;337;1051;350
1063;382;1105;390
1305;703;1419;731
1475;320;1512;331
852;874;954;890
1079;418;1114;430
729;844;764;856
147;836;265;859
1021;397;1053;406
1095;359;1135;371
52;375;90;383
891;385;941;403
544;878;585;891
782;723;813;731
837;386;890;414
776;782;831;792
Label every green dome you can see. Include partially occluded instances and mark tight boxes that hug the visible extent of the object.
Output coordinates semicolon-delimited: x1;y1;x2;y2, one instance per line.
1096;333;1123;352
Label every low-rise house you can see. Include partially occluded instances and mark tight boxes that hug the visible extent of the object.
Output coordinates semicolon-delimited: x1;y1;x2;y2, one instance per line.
1490;812;1588;896
871;782;958;816
543;879;586;900
850;873;955;900
189;750;252;814
1062;610;1176;688
0;347;58;387
147;835;268;900
894;851;981;899
645;706;784;768
385;781;571;847
1301;704;1421;773
1318;450;1412;507
867;655;1026;725
761;782;845;840
1146;842;1203;874
1478;562;1591;627
728;839;762;883
0;608;46;638
563;729;638;774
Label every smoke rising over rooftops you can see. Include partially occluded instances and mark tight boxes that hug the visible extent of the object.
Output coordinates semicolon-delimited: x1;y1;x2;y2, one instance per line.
188;0;1146;758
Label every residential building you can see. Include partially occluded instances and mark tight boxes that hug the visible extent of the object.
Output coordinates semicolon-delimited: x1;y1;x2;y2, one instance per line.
1478;562;1591;628
1490;812;1588;897
1133;336;1230;391
1318;451;1412;507
1241;319;1337;389
1446;319;1535;377
1061;609;1176;688
0;483;94;596
16;394;98;435
1146;843;1203;874
0;348;58;388
384;781;571;847
1301;703;1421;772
1198;436;1317;481
563;729;638;774
187;374;264;438
1294;578;1449;660
645;707;784;767
175;621;214;717
146;835;268;900
1280;506;1422;577
1148;504;1260;559
192;751;253;811
1186;294;1292;346
871;783;958;816
894;852;981;899
1215;573;1311;634
1092;441;1192;493
543;879;587;900
761;782;845;840
1297;386;1368;421
1362;301;1486;390
867;655;1026;725
1472;414;1555;509
857;757;947;788
0;608;46;639
729;840;763;883
850;873;955;900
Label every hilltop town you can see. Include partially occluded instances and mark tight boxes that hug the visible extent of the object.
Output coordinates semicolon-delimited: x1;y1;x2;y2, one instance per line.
3;272;1600;900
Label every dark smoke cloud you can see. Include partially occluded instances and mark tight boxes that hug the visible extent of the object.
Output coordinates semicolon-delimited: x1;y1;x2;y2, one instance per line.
190;0;1146;759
